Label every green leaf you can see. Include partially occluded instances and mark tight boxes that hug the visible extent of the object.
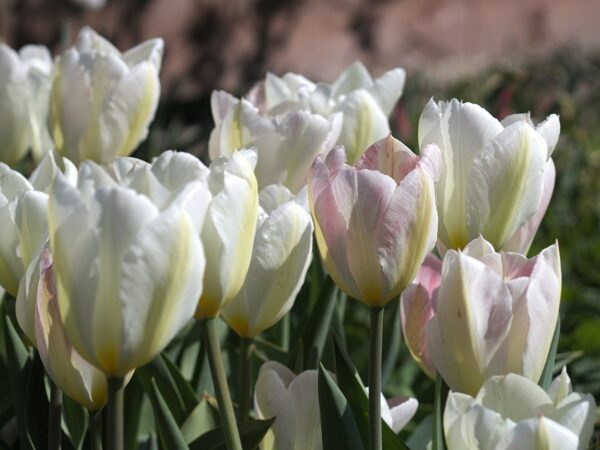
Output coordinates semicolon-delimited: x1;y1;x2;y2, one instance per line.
332;335;409;450
188;417;275;450
63;395;88;450
161;353;199;413
405;414;433;450
148;378;189;450
180;398;220;444
288;277;338;370
124;375;146;450
539;318;561;390
318;363;364;450
4;315;35;450
432;376;447;450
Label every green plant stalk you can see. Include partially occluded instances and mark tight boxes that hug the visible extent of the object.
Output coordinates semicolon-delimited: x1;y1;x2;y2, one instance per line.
90;409;103;450
368;306;384;450
48;380;63;450
202;318;243;450
238;336;254;423
433;375;446;450
107;377;124;450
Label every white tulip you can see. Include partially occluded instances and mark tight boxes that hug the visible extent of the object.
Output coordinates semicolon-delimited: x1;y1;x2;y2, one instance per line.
50;27;163;165
48;152;209;376
222;185;313;337
418;99;558;251
255;361;418;450
196;150;259;318
444;371;596;450
0;43;53;165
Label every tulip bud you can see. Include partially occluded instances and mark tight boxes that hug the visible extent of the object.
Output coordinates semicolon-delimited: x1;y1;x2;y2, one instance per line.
308;135;440;307
35;248;108;410
254;361;417;450
222;185;313;337
195;150;259;319
50;27;163;165
425;236;561;395
48;153;209;376
0;43;53;165
444;372;595;450
418;99;559;251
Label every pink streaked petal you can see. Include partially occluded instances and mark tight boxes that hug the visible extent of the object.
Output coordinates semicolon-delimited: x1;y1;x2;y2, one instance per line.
346;169;396;304
415;254;442;297
376;168;437;299
418;144;442;183
324;145;348;175
355;135;418;184
400;284;436;378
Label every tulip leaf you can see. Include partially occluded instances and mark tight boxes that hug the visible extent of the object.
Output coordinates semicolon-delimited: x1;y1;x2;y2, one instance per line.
288;276;338;370
432;376;447;450
405;414;434;450
63;395;88;450
180;398;220;444
4;315;36;450
332;335;410;450
124;375;146;450
318;363;365;450
253;337;288;364
137;353;196;424
188;417;275;450
539;318;561;390
148;378;189;450
161;353;199;412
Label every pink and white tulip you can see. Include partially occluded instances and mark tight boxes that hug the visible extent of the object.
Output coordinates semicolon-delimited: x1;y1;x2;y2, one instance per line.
417;236;561;395
308;135;440;307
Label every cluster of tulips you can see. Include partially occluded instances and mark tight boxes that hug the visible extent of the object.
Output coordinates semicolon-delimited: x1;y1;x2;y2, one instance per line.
0;25;596;450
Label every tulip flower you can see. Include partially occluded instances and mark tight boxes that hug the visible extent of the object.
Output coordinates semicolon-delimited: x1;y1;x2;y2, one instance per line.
309;135;440;307
47;153;209;377
418;99;559;251
195;149;259;319
0;43;53;165
209;90;341;193
423;236;561;396
35;247;108;410
255;61;406;163
400;254;441;379
222;185;313;338
254;362;417;450
0;152;76;298
50;27;163;165
444;371;596;450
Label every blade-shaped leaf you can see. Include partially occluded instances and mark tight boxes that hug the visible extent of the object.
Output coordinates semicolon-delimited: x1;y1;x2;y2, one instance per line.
318;363;364;450
188;417;275;450
148;378;189;450
333;334;410;450
63;395;88;450
539;318;561;390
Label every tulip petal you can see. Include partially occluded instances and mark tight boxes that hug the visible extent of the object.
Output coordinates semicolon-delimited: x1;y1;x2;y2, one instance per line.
367;68;406;116
387;396;418;433
498;417;579;450
536;114;560;156
419;98;503;249
288;371;322;450
330;61;373;100
426;251;513;395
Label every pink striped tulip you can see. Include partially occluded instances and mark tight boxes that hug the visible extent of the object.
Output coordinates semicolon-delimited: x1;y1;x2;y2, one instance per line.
424;236;561;396
308;135;440;307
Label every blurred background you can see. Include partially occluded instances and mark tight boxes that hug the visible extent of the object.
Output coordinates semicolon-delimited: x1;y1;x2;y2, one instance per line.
4;0;600;435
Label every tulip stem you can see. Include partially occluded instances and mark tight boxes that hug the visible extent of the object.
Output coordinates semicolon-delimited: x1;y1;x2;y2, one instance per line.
202;318;243;450
48;380;63;450
238;336;254;422
89;409;103;450
368;306;384;450
107;377;124;450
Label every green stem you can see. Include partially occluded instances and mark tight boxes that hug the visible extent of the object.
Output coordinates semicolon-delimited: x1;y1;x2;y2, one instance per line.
48;380;63;450
433;375;447;450
202;318;243;450
368;306;384;450
238;336;254;422
89;409;103;450
107;377;124;450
